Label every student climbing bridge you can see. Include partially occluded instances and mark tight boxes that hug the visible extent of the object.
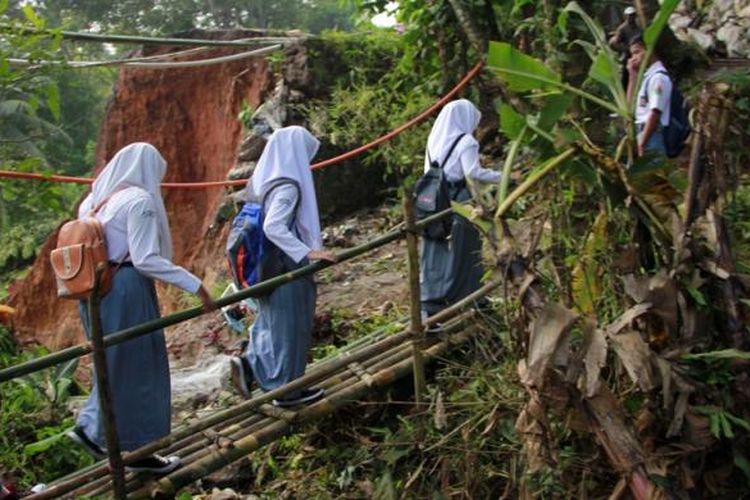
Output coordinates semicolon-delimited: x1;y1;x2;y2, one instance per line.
0;30;510;498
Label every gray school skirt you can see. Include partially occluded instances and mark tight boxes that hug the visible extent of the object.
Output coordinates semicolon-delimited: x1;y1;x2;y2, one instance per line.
420;186;485;315
77;265;170;451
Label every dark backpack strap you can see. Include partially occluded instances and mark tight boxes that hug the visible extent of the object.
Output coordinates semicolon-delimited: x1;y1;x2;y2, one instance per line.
260;177;302;229
427;133;467;169
643;69;670;99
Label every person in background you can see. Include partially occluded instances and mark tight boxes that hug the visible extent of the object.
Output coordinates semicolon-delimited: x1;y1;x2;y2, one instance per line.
66;143;215;474
229;126;337;407
608;6;642;90
420;99;501;322
627;34;673;156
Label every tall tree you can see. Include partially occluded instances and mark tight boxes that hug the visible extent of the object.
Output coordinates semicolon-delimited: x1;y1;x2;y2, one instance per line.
24;0;356;34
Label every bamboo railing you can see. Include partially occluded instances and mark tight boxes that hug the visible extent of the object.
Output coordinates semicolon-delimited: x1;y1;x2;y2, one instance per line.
6;199;504;498
30;277;502;498
0;209;453;383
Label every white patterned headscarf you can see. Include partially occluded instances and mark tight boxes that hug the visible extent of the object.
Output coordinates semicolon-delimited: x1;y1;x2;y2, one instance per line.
249;126;322;250
424;99;481;172
78;142;173;259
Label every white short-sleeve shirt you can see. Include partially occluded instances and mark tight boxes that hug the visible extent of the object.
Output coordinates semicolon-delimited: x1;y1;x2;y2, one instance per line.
635;61;672;127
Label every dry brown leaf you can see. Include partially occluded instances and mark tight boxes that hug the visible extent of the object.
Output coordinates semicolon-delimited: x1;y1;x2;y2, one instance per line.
654;356;673;410
524;303;578;388
623;274;650;303
667;391;690;438
700;259;731;279
684;409;715;449
609;330;656;391
580;322;608;398
693;209;720;255
514;404;546;472
433;390;447;431
606;303;652;336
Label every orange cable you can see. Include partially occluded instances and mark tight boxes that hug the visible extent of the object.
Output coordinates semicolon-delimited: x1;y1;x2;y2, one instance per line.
0;61;484;189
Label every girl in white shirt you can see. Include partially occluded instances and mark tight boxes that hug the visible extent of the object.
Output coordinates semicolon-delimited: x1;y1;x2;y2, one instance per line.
230;126;336;407
67;143;214;475
420;100;501;320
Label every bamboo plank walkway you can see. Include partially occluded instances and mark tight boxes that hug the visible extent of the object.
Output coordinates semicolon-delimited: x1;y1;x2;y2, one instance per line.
30;280;499;499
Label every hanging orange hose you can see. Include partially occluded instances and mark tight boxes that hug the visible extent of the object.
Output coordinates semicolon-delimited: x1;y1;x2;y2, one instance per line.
0;61;483;189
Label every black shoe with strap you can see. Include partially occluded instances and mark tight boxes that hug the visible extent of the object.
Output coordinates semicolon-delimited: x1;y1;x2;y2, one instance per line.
272;387;325;408
230;356;254;399
66;426;106;460
125;454;181;474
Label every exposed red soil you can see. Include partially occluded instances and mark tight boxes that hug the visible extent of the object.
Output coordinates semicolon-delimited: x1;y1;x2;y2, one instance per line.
7;33;275;349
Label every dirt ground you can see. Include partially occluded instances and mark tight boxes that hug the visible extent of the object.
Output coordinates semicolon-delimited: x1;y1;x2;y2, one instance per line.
164;201;410;371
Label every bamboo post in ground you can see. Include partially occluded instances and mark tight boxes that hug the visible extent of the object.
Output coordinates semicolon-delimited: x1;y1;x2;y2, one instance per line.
88;266;127;500
402;192;426;403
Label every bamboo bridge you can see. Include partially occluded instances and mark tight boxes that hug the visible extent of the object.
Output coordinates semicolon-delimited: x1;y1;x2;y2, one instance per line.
1;205;504;499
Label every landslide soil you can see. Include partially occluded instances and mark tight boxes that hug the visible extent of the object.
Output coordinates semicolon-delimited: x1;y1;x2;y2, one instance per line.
7;35;274;349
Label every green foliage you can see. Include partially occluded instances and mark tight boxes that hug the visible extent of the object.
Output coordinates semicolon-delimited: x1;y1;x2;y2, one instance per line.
301;33;436;180
243;319;533;497
694;406;750;440
0;326;93;489
30;0;357;35
0;3;108;298
237;99;255;130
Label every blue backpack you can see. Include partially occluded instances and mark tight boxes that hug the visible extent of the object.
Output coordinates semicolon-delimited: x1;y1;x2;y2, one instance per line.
226;178;300;289
651;70;691;158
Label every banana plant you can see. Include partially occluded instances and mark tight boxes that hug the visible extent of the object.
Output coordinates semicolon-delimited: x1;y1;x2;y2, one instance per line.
481;1;684;252
487;0;680;120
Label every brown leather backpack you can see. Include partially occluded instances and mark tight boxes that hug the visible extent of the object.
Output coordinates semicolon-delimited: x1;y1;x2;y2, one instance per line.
50;193;120;300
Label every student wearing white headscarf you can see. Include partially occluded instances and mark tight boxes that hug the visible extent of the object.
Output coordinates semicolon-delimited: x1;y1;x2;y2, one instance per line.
67;143;214;475
230;126;336;407
421;99;500;319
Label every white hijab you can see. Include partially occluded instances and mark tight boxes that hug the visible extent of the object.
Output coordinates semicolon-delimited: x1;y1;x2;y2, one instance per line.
424;99;481;172
79;142;173;259
249;126;322;251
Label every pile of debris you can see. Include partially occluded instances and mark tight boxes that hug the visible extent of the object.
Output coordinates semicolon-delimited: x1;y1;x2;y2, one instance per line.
670;0;750;57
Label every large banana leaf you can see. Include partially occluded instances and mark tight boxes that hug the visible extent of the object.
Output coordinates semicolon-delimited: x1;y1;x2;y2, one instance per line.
487;41;561;92
564;1;626;111
499;102;525;140
487;41;622;116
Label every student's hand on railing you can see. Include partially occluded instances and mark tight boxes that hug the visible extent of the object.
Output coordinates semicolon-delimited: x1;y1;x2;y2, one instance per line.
307;249;339;263
197;285;217;313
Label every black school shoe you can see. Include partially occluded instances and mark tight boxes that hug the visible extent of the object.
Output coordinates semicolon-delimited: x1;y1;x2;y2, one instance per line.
272;387;325;408
66;426;106;460
230;356;254;399
125;454;181;474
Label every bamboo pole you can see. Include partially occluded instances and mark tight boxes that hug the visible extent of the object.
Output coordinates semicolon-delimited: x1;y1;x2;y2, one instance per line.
152;323;481;497
0;209;453;383
33;306;480;499
0;23;298;47
87;268;127;499
70;311;478;498
402;192;426;403
494;147;577;219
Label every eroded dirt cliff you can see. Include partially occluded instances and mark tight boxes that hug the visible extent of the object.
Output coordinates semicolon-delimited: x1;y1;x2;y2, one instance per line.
8;31;275;348
8;31;397;350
